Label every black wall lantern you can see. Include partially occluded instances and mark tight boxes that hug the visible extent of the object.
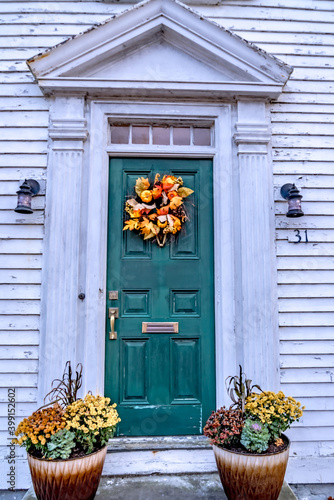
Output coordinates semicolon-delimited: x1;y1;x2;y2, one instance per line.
280;183;304;218
15;179;40;214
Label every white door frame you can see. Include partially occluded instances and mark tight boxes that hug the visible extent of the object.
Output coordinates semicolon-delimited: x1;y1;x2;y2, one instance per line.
39;97;279;407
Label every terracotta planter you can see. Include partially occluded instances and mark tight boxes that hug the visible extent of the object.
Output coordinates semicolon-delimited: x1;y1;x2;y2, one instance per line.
212;437;290;500
27;446;107;500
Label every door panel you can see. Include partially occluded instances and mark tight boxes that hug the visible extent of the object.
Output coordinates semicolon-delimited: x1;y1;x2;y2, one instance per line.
105;158;215;436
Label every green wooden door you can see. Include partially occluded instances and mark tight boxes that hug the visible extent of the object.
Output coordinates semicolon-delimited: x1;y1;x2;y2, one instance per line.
105;158;215;436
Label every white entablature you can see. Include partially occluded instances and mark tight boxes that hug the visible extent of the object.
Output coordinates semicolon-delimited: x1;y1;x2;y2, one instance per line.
27;0;292;100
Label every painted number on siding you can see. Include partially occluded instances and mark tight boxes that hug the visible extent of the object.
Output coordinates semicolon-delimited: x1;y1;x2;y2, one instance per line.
294;229;309;243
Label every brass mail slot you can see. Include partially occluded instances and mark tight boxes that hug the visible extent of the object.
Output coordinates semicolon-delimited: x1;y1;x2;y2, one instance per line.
142;322;179;334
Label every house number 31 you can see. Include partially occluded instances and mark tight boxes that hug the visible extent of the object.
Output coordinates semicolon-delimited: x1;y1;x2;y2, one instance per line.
294;229;309;243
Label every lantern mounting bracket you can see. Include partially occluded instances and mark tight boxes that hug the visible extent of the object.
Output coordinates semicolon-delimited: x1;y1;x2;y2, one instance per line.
280;183;294;200
25;179;40;196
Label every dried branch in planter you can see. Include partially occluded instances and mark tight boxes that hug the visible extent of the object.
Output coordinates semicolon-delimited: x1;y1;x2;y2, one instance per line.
225;365;262;413
44;361;83;408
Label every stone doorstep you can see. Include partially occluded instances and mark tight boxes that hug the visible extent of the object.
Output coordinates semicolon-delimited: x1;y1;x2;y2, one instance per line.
109;435;212;451
22;477;297;500
103;436;218;476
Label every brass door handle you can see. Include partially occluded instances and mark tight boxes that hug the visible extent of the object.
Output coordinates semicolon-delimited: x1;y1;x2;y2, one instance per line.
108;308;118;340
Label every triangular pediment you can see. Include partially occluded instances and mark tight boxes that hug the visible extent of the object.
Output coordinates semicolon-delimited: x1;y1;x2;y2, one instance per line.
27;0;292;99
64;38;261;84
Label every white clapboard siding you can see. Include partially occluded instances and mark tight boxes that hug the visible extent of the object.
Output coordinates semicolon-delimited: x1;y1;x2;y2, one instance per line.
276;241;334;257
291;440;334;457
0;269;42;284
0;156;47;168
281;340;334;355
281;382;334;398
0;387;37;403
0;331;39;345
0;373;38;387
279;298;334;313
0;345;39;359
272;122;334;135
0;111;48;127
296;398;334;412
280;327;334;341
280;312;334;327
0;255;42;270
281;354;334;369
0;0;334;487
274;162;334;175
0;402;37;417
272;112;334;123
0;211;44;224
0;97;49;111
0;315;40;330
278;270;334;283
272;134;334;148
281;368;334;384
0;300;40;316
278;284;334;298
0;285;41;300
276;216;334;230
288;426;334;442
0;239;43;255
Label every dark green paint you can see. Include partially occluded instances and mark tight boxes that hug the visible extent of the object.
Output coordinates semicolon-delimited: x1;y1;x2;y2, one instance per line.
105;158;215;436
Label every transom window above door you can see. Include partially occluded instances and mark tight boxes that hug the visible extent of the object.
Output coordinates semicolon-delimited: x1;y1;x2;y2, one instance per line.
109;123;213;147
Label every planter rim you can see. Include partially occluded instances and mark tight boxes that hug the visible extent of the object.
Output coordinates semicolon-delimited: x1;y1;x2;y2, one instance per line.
212;434;290;458
28;444;107;463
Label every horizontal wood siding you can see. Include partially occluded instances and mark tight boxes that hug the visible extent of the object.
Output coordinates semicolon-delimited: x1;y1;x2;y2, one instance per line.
0;0;48;486
0;0;333;487
206;0;334;481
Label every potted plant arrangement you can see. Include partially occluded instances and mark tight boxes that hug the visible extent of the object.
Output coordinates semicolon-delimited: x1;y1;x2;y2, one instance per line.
204;366;304;500
13;362;120;500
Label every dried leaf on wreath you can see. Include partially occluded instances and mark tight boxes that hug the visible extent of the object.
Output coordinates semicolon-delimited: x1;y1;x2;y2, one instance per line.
177;187;194;198
154;173;160;184
170;196;183;210
123;219;139;231
135;177;150;197
139;219;159;236
144;231;158;240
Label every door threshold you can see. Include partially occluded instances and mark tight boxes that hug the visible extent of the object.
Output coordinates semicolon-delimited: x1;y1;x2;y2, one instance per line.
108;435;211;453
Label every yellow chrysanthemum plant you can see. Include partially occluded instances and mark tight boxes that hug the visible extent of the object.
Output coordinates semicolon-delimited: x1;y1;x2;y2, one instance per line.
245;391;304;442
13;362;120;460
204;365;305;454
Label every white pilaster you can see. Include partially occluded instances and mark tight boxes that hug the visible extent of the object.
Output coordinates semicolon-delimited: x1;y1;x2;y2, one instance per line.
234;100;279;391
38;96;87;404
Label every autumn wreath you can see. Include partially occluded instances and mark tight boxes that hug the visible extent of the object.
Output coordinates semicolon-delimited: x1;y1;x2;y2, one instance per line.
123;174;194;247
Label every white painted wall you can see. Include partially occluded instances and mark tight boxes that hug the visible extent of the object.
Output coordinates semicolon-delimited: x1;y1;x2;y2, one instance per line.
0;0;333;488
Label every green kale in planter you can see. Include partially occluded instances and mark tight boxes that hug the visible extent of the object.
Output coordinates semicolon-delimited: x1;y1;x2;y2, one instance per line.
240;419;270;453
46;429;76;459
